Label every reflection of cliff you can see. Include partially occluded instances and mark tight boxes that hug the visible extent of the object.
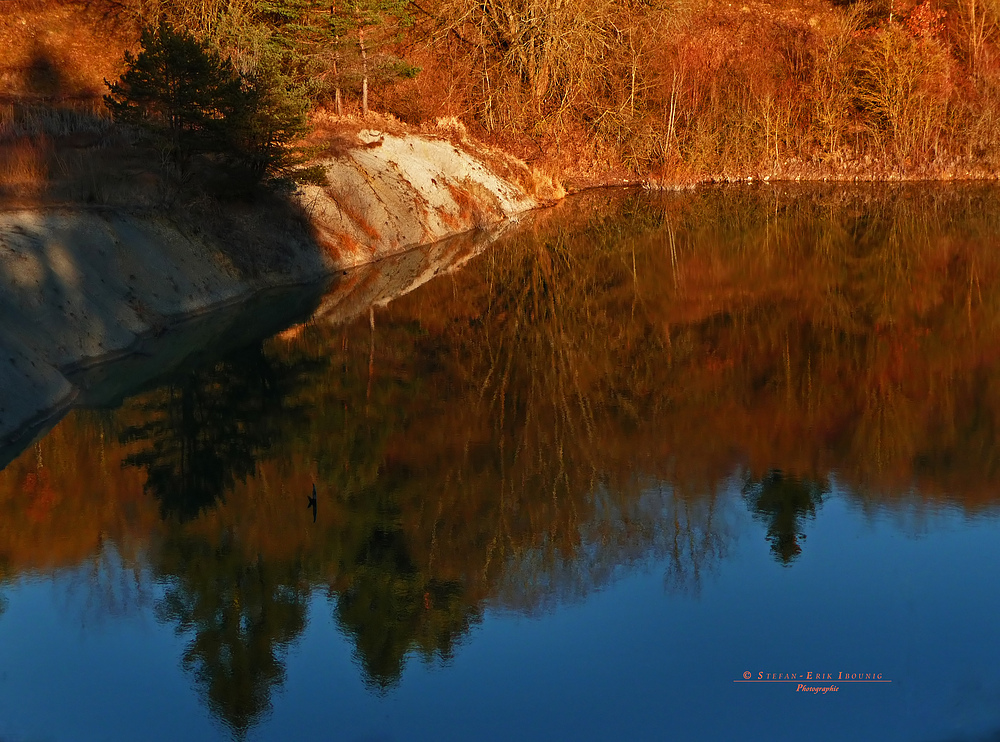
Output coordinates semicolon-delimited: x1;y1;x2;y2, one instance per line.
300;225;501;332
3;185;1000;725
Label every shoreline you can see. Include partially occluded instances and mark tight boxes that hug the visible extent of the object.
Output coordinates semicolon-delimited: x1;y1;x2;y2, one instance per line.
563;170;1000;194
0;130;540;451
4;136;999;456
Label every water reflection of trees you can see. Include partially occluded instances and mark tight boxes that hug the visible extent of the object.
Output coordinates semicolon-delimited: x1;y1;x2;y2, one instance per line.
4;185;1000;729
155;533;308;737
332;493;477;690
119;344;316;521
114;343;321;733
743;471;827;564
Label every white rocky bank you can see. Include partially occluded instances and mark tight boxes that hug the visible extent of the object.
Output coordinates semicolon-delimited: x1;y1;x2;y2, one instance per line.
0;131;539;446
301;131;537;266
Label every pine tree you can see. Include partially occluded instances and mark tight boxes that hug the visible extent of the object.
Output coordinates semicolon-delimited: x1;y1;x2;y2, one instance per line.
335;0;416;115
255;0;417;115
228;51;310;180
105;20;309;185
104;21;245;173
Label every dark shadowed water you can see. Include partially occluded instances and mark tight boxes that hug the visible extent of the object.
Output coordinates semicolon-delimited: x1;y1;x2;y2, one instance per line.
3;184;1000;741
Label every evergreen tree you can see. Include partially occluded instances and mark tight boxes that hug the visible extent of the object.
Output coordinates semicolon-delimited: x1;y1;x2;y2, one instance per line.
256;0;417;114
334;0;417;115
228;51;310;180
104;21;244;173
105;20;309;184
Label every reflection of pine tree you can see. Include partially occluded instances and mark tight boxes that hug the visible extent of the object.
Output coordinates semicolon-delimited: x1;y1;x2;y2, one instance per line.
156;534;307;738
743;470;827;564
333;475;478;691
278;322;482;690
121;344;310;521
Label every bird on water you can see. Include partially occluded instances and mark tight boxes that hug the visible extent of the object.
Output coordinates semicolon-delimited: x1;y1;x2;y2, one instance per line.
308;483;317;523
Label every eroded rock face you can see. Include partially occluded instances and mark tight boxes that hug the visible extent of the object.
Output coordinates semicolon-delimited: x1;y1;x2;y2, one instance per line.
0;131;538;447
299;132;537;267
0;210;275;444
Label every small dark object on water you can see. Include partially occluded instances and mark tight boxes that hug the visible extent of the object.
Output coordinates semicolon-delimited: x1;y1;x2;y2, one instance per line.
307;483;317;523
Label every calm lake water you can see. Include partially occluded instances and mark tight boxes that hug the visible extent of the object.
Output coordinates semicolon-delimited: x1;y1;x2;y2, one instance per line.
3;185;1000;741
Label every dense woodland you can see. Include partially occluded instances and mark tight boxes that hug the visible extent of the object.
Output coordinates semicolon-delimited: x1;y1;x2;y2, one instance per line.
3;0;1000;190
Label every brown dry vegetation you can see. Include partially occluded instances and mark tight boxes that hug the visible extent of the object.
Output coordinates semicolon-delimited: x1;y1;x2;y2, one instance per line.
0;1;293;207
0;0;141;204
377;0;1000;185
4;0;1000;197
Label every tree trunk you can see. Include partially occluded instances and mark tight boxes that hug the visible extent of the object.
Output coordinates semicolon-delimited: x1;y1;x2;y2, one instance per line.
330;5;344;113
334;56;343;115
359;27;369;116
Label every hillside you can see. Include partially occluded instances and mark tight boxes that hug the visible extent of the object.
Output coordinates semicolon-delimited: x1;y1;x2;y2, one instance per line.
4;0;1000;195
